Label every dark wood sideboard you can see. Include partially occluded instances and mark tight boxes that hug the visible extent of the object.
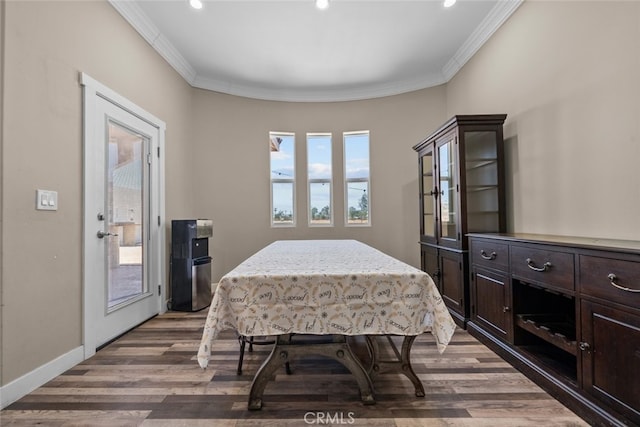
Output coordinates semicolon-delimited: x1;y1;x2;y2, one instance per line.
467;233;640;426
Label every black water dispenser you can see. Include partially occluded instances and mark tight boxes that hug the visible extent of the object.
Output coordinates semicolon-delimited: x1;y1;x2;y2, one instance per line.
170;219;213;311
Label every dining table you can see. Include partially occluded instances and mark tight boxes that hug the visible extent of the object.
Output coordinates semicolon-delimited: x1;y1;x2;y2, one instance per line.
197;239;456;409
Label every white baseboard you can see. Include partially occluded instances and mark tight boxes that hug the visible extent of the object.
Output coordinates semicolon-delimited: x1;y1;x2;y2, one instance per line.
0;345;84;409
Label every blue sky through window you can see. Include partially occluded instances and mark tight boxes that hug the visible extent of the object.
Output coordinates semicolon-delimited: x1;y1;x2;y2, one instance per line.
271;133;295;219
271;131;369;224
345;132;370;223
308;134;332;224
344;133;370;180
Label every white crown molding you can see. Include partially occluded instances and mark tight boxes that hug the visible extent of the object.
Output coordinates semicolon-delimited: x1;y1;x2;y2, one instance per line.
193;73;448;103
442;0;524;80
110;0;521;102
108;0;197;84
153;33;197;83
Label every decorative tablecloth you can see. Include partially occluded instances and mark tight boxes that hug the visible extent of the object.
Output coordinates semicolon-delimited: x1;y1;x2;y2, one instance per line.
197;239;456;369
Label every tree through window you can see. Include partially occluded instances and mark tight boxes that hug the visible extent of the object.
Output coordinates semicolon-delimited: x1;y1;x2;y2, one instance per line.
270;132;295;226
344;131;370;226
307;133;332;226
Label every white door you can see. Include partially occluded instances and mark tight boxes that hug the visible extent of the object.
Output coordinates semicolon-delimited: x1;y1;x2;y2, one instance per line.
82;74;165;357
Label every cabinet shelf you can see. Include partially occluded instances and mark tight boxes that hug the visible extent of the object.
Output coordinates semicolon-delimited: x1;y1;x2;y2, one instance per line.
516;314;577;355
466;185;498;193
466;158;497;170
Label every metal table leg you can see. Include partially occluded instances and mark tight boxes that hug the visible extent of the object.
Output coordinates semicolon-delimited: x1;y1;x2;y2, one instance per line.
248;334;376;410
366;334;425;397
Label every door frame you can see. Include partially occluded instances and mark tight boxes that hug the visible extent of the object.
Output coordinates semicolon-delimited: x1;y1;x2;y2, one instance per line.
81;73;166;359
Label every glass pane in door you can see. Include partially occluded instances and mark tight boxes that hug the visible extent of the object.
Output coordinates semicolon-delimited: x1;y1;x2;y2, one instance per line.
438;140;457;239
107;120;147;309
421;152;435;237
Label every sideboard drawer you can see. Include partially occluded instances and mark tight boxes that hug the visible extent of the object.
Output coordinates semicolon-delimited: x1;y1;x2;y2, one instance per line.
511;245;574;291
470;239;509;270
579;255;640;308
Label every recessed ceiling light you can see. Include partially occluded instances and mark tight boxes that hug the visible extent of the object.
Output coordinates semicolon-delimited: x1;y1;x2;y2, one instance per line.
444;0;456;7
190;0;203;10
316;0;329;10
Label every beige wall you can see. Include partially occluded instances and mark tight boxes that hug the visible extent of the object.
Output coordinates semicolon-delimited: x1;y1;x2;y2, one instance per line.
1;0;193;385
190;88;446;281
446;1;640;240
0;0;444;389
2;0;639;401
0;0;5;388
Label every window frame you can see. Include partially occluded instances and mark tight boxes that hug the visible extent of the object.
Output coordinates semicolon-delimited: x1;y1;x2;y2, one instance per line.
269;131;296;227
307;132;333;227
343;130;371;227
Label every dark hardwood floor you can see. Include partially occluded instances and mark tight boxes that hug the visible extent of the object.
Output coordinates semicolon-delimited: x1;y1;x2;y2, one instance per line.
1;311;589;426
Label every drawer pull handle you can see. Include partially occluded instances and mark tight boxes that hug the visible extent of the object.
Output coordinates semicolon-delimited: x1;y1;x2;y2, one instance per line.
607;273;640;293
480;250;497;260
526;258;551;272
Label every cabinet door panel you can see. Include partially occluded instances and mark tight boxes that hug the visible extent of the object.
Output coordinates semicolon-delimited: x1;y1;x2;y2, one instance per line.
419;147;437;243
440;251;463;314
581;301;640;424
421;245;439;289
436;134;460;248
464;130;503;234
473;268;512;342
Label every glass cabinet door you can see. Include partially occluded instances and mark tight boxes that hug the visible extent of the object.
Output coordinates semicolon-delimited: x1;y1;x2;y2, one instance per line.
464;130;500;233
438;137;458;241
420;149;436;239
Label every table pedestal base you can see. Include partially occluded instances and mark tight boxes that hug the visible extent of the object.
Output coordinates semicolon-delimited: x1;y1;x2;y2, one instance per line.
248;334;375;410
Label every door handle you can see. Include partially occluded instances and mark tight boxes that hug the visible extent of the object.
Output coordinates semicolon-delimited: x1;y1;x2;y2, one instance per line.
97;230;118;239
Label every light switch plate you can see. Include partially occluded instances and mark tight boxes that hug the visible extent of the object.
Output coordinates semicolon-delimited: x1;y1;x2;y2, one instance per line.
36;189;58;211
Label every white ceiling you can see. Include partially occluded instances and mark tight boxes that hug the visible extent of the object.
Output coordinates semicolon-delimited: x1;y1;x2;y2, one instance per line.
110;0;522;102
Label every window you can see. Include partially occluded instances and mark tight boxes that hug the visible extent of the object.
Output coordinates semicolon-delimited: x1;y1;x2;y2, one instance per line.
344;131;370;226
270;132;295;226
307;133;333;226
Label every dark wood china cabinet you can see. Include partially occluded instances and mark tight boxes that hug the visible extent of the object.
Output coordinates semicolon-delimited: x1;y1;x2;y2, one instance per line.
468;233;640;426
413;114;507;327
